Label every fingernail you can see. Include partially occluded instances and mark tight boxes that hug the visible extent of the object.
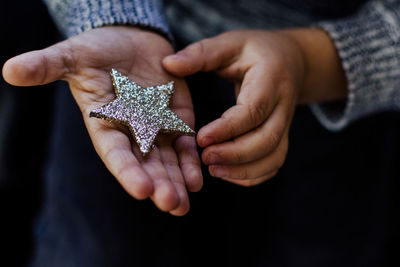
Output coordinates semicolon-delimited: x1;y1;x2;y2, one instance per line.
200;136;214;147
209;166;227;178
206;153;220;165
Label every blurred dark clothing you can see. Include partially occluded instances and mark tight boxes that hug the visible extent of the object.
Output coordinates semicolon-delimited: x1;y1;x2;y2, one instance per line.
164;0;367;42
0;1;58;266
30;73;400;267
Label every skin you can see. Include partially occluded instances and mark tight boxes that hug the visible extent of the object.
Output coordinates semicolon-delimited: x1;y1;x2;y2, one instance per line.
163;28;347;187
2;26;346;214
2;26;203;216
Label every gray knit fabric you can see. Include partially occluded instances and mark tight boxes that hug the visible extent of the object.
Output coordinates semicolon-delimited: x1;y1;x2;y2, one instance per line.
42;0;400;131
42;0;171;39
163;0;314;43
312;0;400;130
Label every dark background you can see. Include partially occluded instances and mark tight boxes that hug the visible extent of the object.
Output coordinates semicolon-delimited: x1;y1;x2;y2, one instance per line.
0;0;58;265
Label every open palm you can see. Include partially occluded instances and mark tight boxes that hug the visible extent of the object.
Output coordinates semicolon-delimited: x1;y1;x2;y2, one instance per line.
2;26;202;216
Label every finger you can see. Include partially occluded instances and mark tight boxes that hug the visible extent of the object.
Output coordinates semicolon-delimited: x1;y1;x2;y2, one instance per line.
157;136;190;216
168;82;195;111
169;186;190;216
139;146;181;212
162;33;242;77
208;135;288;180
175;136;203;192
197;66;277;147
202;101;288;165
168;103;203;192
2;41;73;86
85;119;154;200
221;171;278;187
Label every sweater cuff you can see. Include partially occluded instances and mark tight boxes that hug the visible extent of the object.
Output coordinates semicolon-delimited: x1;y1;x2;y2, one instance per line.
310;0;400;131
43;0;172;40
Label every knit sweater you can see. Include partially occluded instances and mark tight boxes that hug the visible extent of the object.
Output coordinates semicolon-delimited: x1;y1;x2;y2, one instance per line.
42;0;400;131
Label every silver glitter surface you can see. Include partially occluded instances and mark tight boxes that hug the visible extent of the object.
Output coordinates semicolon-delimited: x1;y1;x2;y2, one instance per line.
90;69;195;155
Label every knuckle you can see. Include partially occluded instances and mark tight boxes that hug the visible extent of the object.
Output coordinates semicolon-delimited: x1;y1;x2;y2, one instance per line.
266;131;281;151
220;116;236;140
164;161;179;170
59;40;76;75
229;140;246;163
107;152;125;177
172;178;186;188
104;147;118;164
103;147;132;178
246;103;266;127
197;39;207;56
188;39;207;59
233;151;244;163
38;53;49;85
227;123;236;140
232;167;249;180
116;167;131;182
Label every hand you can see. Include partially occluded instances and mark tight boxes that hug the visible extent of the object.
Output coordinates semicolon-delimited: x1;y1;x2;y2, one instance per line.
163;29;347;186
2;26;202;215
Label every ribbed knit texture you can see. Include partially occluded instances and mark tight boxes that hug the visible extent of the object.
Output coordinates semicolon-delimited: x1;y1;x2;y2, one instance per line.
42;0;171;39
311;0;400;131
43;0;400;131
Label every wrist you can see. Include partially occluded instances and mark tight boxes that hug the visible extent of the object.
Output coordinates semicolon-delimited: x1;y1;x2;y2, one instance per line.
107;26;175;76
117;25;173;53
281;28;348;104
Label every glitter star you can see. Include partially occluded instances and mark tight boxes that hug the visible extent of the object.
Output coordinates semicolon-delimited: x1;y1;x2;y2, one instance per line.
89;69;195;155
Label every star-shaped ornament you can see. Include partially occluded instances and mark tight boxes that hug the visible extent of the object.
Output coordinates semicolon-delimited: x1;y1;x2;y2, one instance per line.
90;69;195;155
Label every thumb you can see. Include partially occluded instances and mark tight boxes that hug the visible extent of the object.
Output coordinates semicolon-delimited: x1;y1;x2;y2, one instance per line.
2;42;73;86
163;34;241;77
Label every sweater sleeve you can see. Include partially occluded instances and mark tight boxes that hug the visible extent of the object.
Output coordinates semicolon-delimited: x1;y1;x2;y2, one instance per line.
42;0;171;39
310;0;400;131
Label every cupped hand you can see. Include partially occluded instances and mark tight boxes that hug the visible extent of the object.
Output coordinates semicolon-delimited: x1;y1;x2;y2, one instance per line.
2;26;202;215
163;30;307;187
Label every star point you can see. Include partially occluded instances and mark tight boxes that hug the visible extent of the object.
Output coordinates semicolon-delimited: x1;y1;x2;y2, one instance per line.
90;69;195;155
